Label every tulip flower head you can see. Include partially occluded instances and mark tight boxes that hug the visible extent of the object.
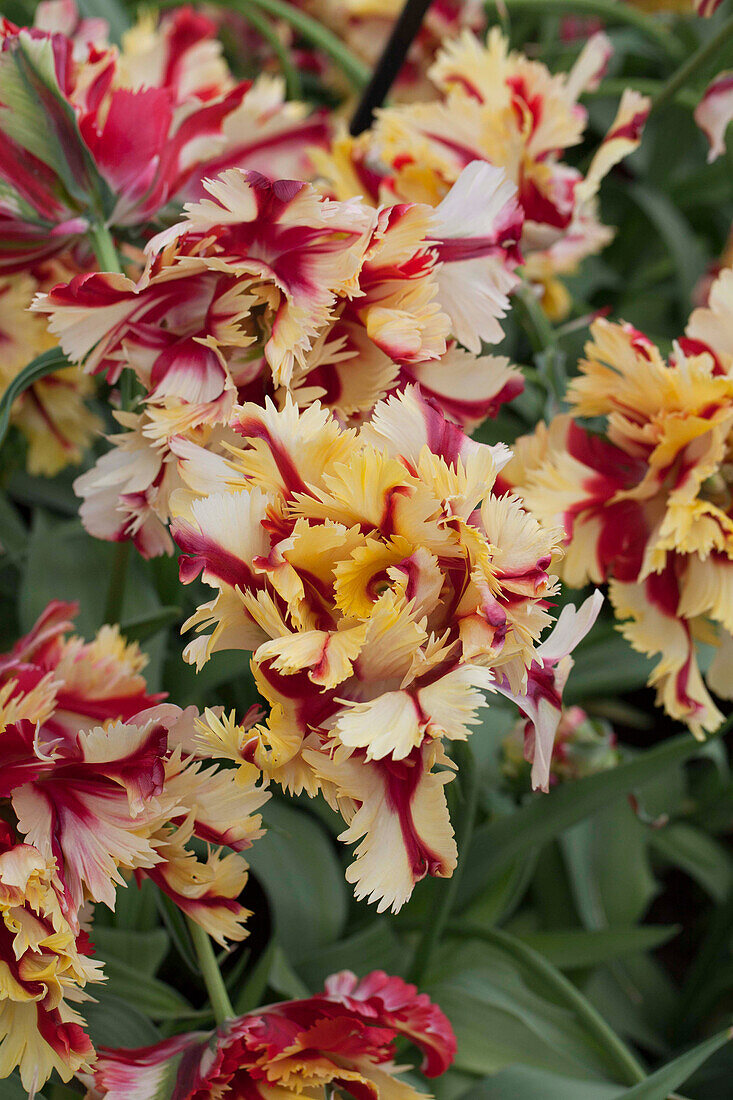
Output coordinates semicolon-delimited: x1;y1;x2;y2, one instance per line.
293;0;486;100
0;828;102;1092
170;386;598;909
506;267;733;735
86;969;456;1100
0;7;329;270
0;601;273;1089
312;29;650;320
36;160;524;557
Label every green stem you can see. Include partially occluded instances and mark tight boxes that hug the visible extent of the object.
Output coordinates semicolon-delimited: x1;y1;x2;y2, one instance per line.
447;925;647;1085
408;742;479;986
188;917;235;1026
513;281;557;354
88;221;123;275
87;222;138;410
651;14;733;115
104;541;131;625
119;364;137;411
234;0;370;89
90;224;133;626
483;0;684;60
237;2;302;99
86;222;135;627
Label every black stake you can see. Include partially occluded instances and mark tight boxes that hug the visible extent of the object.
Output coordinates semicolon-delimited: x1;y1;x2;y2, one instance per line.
349;0;434;135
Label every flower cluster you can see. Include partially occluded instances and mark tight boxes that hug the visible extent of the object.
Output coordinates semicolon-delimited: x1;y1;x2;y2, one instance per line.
85;969;456;1100
170;386;599;910
5;0;727;1092
505;265;733;736
0;600;268;1089
0;3;329;271
312;28;650;320
0;0;335;478
36;159;524;556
